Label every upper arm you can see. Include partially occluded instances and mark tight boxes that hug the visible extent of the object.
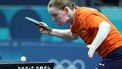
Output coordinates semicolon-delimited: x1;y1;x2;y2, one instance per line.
98;21;111;36
99;21;111;29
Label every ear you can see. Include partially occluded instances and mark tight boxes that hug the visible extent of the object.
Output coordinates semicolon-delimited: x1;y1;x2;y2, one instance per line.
63;7;69;14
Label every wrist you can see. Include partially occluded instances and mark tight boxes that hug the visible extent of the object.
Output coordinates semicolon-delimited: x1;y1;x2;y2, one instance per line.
90;44;97;50
48;29;54;35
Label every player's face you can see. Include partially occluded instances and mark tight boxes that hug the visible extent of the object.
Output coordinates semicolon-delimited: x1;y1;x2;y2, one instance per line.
48;7;70;25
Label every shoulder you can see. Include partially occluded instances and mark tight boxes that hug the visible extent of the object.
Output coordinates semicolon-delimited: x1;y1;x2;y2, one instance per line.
74;6;101;21
75;6;99;15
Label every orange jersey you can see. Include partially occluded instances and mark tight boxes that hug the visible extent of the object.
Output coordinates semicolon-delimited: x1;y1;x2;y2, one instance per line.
70;7;122;58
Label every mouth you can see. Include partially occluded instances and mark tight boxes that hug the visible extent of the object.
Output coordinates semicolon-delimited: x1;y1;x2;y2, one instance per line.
53;20;58;23
56;22;61;25
54;20;59;24
54;20;63;25
55;22;62;25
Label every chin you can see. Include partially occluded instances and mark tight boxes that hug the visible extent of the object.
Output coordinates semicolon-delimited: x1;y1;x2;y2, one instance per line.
58;23;63;26
57;21;66;26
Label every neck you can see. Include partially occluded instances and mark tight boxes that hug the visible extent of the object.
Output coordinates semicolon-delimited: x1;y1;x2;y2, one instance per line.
68;8;75;24
67;17;74;24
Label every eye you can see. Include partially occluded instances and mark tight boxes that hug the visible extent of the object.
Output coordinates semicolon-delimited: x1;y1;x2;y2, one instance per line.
52;14;58;17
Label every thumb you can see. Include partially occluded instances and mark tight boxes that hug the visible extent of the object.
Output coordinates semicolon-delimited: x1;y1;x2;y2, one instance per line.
40;22;48;27
87;45;90;48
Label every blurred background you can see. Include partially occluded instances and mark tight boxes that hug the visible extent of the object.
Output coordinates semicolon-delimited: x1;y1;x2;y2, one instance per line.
0;0;122;69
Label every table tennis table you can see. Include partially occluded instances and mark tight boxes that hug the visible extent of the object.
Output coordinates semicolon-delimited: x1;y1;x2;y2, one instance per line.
0;62;54;69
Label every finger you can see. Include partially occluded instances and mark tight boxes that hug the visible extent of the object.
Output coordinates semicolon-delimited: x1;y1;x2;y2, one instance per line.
40;22;48;26
39;25;45;29
87;45;90;48
88;52;93;58
39;28;44;32
88;49;93;58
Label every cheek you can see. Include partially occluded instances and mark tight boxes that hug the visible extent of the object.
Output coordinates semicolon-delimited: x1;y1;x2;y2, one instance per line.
60;14;69;21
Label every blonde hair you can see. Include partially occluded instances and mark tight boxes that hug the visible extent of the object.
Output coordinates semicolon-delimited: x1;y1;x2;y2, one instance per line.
48;0;75;10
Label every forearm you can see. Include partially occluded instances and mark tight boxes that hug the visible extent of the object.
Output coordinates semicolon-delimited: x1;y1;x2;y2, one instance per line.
91;21;111;49
49;29;79;40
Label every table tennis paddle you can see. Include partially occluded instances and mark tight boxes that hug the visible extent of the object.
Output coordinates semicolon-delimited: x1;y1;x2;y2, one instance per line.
25;17;52;31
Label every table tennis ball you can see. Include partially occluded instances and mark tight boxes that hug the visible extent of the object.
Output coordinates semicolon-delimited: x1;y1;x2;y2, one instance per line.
21;56;26;62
